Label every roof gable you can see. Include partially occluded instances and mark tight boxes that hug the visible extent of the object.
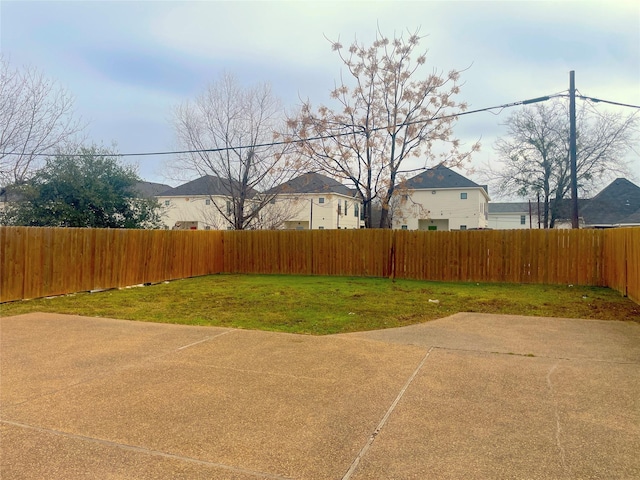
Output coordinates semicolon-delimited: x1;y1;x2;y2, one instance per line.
134;181;172;198
403;165;484;191
158;175;257;198
267;172;353;196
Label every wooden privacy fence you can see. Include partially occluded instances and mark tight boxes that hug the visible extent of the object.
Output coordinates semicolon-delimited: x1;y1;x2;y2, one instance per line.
0;227;224;302
603;227;640;304
1;226;638;304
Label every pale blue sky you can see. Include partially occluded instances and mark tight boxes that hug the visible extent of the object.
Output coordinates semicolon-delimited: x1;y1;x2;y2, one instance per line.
2;0;639;191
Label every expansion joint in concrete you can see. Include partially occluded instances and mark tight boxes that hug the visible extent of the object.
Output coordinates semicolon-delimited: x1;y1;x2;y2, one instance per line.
341;346;434;480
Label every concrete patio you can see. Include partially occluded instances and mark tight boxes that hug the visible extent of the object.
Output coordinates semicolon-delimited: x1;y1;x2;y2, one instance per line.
1;312;638;479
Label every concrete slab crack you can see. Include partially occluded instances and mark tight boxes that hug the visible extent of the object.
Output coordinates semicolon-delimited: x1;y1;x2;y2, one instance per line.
341;347;434;480
546;362;571;476
2;419;293;480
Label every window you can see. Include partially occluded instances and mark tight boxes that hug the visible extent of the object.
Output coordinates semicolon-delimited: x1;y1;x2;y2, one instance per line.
354;204;359;218
318;197;325;204
401;225;408;230
460;192;467;199
164;200;170;206
520;215;526;225
205;199;211;205
344;200;348;216
226;200;232;215
428;225;437;231
460;225;467;231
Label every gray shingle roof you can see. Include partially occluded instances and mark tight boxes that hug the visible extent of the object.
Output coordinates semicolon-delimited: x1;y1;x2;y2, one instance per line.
402;165;486;192
267;172;354;196
619;209;640;225
580;178;640;226
157;175;257;198
134;181;173;198
488;202;531;214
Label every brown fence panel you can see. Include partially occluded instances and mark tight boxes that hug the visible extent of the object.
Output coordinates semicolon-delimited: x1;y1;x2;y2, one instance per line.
223;230;305;275
1;227;25;302
627;229;640;303
603;229;628;296
604;227;640;302
0;227;225;302
392;229;606;286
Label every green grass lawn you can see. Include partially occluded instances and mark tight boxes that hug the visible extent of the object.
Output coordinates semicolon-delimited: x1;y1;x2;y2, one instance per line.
1;274;639;334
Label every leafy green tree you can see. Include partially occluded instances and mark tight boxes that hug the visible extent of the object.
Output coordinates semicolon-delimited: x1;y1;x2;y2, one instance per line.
1;146;163;228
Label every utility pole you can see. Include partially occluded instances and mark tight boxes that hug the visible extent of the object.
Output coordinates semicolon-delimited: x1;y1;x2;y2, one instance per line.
569;70;579;229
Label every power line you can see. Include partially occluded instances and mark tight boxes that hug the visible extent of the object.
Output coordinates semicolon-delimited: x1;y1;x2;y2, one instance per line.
576;95;640;109
0;94;564;159
3;91;635;160
556;93;640;109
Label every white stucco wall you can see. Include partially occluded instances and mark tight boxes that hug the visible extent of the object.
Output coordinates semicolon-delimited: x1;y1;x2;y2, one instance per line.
392;188;489;231
157;192;364;230
271;193;363;230
487;212;539;229
157;195;231;229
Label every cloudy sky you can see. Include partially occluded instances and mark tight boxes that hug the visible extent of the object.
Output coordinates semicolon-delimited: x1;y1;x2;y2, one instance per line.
2;0;639;195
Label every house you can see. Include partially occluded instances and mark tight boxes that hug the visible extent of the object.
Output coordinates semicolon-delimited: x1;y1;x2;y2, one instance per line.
265;172;364;230
156;175;257;230
487;202;539;229
488;199;590;229
392;165;490;231
580;178;640;228
487;179;640;229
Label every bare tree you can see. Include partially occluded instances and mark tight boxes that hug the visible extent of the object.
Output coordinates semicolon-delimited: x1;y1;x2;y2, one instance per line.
0;56;84;185
288;28;478;228
172;73;303;230
490;99;637;228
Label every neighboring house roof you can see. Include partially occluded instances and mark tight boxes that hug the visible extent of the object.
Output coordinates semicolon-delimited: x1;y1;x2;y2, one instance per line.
619;209;640;225
402;165;488;195
157;175;257;198
488;202;531;214
580;178;640;226
266;172;354;196
133;181;172;198
554;198;586;220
